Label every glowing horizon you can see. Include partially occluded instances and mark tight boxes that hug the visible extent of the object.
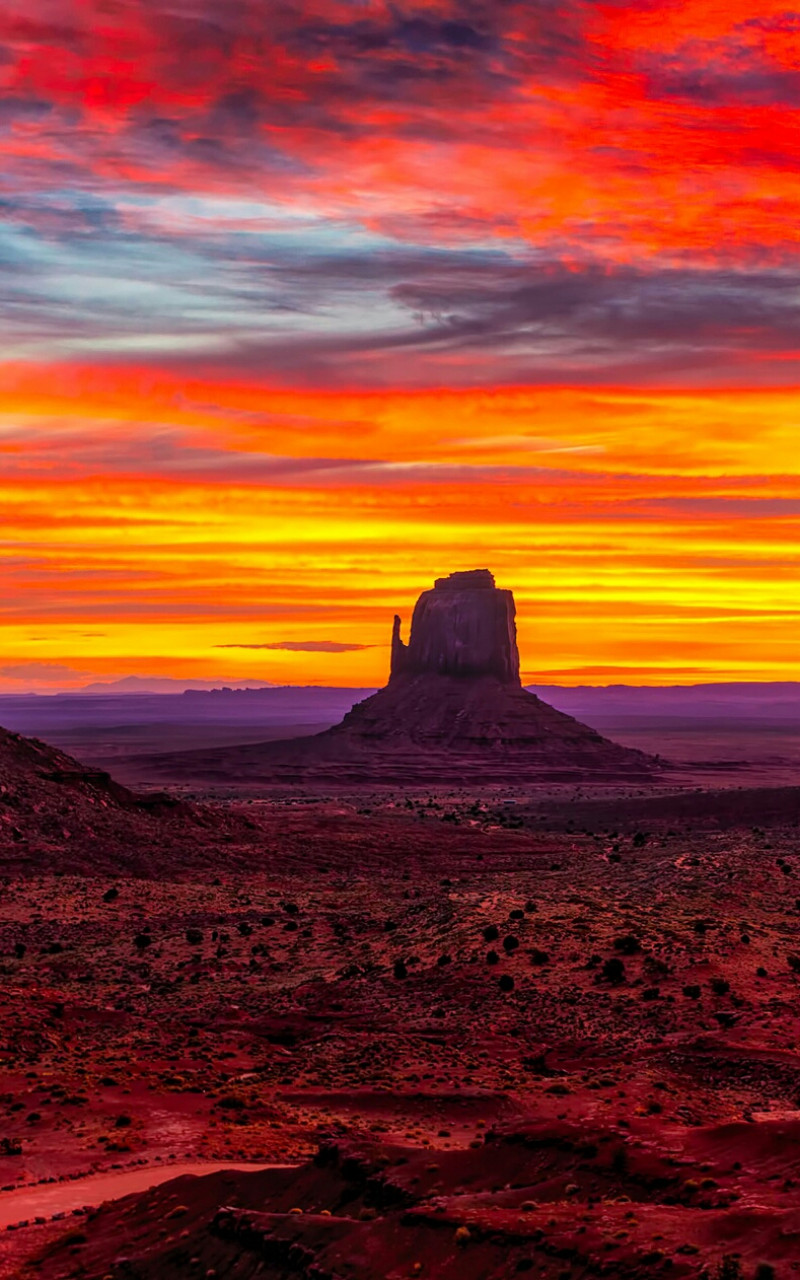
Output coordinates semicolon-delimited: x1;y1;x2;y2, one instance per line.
3;1;800;692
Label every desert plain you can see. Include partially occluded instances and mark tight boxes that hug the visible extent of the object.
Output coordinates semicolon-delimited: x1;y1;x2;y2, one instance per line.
3;730;800;1280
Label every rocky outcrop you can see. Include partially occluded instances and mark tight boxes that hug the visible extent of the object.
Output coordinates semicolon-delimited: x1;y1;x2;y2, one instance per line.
390;569;520;685
128;570;658;786
0;726;255;873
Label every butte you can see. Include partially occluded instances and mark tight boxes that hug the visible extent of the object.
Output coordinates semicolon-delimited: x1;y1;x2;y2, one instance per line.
136;569;656;786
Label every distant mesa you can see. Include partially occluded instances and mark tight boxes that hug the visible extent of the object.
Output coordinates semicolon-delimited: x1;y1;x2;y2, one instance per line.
126;569;656;786
78;676;277;695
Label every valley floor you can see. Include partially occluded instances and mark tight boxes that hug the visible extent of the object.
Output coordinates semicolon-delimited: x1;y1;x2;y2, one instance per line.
3;792;800;1278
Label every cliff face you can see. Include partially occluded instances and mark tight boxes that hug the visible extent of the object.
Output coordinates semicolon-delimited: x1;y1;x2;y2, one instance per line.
391;569;520;686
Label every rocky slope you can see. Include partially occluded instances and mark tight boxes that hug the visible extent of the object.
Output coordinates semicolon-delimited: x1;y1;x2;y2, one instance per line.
0;725;254;874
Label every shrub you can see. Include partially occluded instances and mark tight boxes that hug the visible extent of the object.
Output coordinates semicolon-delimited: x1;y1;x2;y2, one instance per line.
602;957;625;984
217;1095;246;1110
715;1258;743;1280
613;935;641;955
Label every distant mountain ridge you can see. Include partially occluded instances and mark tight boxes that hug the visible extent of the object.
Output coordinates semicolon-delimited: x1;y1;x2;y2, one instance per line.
78;676;277;694
530;682;800;720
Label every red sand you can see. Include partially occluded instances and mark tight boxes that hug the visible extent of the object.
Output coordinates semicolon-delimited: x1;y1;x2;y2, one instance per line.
3;786;800;1277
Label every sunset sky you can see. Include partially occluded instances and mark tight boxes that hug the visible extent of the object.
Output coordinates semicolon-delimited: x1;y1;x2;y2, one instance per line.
3;0;800;691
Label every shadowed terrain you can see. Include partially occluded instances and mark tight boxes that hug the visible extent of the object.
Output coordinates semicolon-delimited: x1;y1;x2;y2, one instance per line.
3;778;800;1277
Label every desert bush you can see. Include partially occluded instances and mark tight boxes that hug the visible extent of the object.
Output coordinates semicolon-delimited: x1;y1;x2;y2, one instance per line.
613;935;641;955
602;957;625;984
715;1258;743;1280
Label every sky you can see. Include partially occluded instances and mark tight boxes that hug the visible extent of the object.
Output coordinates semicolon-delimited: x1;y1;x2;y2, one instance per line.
3;0;800;691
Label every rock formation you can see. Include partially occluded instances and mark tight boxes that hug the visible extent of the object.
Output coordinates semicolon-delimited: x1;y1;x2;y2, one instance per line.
390;569;520;684
130;570;657;786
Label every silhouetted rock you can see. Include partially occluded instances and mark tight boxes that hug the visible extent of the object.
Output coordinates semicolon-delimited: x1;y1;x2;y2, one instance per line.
391;569;519;684
125;570;657;786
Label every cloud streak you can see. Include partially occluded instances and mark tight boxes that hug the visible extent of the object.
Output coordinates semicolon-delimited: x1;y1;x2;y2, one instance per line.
215;640;376;652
